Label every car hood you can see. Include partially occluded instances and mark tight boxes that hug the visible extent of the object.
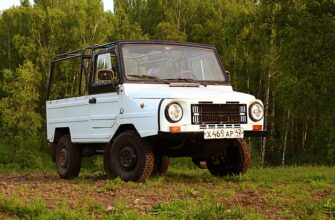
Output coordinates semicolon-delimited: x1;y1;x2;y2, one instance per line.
122;83;256;103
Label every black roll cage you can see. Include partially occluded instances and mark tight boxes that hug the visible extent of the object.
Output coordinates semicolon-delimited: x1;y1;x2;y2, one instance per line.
47;42;118;100
47;40;230;100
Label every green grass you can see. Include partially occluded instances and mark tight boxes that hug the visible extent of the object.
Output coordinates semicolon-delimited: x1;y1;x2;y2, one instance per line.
0;165;334;219
0;195;263;219
0;141;54;173
0;196;89;219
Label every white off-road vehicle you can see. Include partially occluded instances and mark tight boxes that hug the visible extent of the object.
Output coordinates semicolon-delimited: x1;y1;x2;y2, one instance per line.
46;40;266;182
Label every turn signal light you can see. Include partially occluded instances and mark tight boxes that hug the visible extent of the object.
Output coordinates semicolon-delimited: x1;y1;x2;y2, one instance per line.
169;126;181;133
253;125;262;131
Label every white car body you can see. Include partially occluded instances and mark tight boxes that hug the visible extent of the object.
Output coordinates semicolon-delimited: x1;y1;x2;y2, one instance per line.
46;83;264;143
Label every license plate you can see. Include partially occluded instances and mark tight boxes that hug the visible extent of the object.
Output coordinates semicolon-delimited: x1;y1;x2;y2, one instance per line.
204;128;244;139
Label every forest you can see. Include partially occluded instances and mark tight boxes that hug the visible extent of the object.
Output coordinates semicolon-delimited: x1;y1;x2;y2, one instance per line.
0;0;334;169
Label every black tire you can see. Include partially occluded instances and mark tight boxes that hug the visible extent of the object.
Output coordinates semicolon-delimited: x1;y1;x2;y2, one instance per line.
108;130;154;182
153;155;169;175
103;143;113;176
55;135;82;179
207;140;250;176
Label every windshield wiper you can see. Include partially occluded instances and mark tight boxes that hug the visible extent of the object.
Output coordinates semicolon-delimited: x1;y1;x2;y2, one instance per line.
165;78;208;86
127;74;170;84
175;78;195;82
165;78;195;82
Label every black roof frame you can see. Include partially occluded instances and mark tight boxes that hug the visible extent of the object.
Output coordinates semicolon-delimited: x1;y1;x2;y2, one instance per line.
47;42;117;99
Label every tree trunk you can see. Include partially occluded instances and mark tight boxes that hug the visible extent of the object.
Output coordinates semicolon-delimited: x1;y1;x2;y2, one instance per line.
246;52;250;93
270;91;275;152
260;71;270;167
282;109;291;166
302;121;307;152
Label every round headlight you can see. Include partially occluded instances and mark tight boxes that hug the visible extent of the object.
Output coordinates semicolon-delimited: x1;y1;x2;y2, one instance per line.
249;102;264;121
165;103;183;123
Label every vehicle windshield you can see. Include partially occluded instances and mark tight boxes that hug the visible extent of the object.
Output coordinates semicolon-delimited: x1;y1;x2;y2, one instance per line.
122;44;226;83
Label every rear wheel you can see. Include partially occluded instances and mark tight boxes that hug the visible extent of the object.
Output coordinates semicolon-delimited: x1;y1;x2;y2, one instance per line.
207;140;250;176
108;130;154;182
55;135;82;179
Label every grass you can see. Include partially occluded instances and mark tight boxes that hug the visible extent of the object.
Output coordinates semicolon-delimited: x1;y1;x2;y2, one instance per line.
0;143;334;219
0;141;55;173
0;160;334;219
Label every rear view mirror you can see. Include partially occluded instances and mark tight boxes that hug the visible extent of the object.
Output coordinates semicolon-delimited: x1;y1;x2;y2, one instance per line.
225;70;231;80
98;69;114;81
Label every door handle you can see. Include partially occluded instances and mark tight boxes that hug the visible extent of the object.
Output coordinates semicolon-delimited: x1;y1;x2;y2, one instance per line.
89;97;96;104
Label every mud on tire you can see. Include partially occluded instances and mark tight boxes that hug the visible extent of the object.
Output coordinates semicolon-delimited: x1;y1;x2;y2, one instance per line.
55;135;82;179
207;140;250;176
107;130;154;182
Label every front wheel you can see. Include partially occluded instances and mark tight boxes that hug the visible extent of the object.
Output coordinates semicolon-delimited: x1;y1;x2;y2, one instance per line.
55;135;82;179
207;140;250;176
107;130;154;182
153;154;169;175
103;143;113;176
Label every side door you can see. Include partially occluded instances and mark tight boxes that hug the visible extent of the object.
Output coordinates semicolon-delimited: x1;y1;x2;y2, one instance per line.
47;56;91;143
88;47;121;141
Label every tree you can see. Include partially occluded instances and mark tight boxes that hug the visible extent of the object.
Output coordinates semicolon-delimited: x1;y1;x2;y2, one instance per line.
0;61;43;168
154;22;186;41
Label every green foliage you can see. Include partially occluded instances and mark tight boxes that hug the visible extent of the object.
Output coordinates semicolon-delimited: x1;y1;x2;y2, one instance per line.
0;0;334;167
113;0;334;165
154;22;186;41
0;142;11;164
0;61;43;168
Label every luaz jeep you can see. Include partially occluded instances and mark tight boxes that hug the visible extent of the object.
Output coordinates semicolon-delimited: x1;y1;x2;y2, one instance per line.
46;40;267;182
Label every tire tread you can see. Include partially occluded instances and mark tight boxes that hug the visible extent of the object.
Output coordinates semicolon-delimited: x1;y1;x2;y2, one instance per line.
56;135;81;179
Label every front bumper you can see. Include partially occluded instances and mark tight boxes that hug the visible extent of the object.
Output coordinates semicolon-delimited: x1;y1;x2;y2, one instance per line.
156;130;267;158
158;130;268;139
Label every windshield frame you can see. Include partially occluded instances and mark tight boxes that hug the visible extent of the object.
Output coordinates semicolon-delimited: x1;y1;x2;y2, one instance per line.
118;41;230;85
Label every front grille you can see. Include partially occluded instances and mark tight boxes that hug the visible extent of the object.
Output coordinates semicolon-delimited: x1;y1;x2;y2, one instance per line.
191;103;247;125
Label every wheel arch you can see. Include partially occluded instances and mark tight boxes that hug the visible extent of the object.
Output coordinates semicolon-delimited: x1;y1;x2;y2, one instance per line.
49;127;71;162
54;127;71;142
112;124;139;141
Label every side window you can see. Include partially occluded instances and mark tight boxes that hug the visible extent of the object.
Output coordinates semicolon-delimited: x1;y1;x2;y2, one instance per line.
94;51;119;85
111;53;119;81
49;57;83;100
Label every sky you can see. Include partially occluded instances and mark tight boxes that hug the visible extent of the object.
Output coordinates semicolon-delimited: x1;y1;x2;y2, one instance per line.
0;0;114;11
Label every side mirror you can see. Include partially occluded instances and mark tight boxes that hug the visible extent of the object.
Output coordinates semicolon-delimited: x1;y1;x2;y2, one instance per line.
225;70;231;80
97;69;114;82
